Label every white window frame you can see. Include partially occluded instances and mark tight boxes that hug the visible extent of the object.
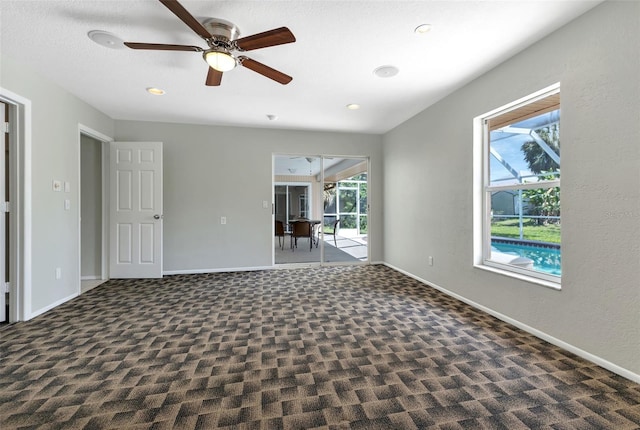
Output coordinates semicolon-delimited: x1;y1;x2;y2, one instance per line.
274;182;311;232
299;194;308;219
473;83;561;288
324;175;368;236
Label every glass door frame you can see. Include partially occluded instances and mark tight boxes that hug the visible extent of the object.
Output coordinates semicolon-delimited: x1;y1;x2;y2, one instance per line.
273;154;370;266
320;156;370;265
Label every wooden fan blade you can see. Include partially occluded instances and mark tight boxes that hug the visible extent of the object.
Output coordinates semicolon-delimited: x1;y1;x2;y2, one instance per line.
235;27;296;51
206;67;223;86
159;0;211;39
240;57;292;85
125;42;203;52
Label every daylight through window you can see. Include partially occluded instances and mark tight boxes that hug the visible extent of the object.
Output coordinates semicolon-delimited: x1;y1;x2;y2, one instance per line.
479;85;561;285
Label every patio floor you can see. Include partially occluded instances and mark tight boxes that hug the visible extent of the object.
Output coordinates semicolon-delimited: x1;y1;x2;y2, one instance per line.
275;235;368;264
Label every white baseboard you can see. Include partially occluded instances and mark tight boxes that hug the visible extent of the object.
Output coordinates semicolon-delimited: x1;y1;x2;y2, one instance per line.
28;292;78;320
165;261;379;275
383;262;640;385
163;265;273;276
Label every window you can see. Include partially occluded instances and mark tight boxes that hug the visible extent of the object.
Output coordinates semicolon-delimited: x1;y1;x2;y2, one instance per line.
274;183;310;232
299;194;308;219
475;84;561;286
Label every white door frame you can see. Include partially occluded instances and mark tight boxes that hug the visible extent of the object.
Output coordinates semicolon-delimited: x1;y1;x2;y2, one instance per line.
0;87;31;322
78;125;113;292
0;101;6;322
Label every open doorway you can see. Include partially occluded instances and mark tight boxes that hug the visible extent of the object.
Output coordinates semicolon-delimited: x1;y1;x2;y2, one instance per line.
79;131;109;293
273;154;369;265
0;90;29;323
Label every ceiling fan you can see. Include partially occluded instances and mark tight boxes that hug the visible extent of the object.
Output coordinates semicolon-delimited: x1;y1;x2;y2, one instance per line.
124;0;296;86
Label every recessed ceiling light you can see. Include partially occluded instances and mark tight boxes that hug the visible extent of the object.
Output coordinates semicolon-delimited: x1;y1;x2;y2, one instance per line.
373;65;399;78
266;114;278;121
346;104;360;110
414;24;432;34
146;87;165;96
87;30;124;49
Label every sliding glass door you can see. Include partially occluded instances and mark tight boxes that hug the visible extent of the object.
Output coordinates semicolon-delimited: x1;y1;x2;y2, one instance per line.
273;154;368;265
273;156;320;264
322;157;368;263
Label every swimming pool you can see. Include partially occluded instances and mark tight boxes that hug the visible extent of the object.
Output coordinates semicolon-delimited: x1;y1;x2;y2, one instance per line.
492;241;561;276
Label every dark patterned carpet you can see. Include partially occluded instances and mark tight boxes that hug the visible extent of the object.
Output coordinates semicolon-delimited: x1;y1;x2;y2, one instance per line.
1;265;639;429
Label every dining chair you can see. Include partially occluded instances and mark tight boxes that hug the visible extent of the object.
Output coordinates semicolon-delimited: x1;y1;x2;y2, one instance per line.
275;220;286;250
290;221;313;251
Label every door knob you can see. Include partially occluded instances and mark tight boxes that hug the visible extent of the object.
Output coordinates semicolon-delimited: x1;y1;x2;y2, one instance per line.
153;214;163;220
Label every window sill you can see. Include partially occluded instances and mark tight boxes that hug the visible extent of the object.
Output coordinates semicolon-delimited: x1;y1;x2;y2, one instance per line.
474;263;561;291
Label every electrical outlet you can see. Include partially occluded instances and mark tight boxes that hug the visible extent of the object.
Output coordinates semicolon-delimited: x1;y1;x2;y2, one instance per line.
55;268;62;279
428;256;434;266
221;216;226;225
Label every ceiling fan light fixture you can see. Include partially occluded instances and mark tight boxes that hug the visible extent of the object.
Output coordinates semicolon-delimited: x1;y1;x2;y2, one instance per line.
123;1;296;86
204;49;237;72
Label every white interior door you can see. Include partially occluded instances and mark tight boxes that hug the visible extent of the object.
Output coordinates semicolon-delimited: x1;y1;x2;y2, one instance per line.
109;142;163;278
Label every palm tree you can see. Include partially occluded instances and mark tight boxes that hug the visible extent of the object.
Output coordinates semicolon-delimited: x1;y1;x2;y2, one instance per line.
521;124;560;174
521;124;560;225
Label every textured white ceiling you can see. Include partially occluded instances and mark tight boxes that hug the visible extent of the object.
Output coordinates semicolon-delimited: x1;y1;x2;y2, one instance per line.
0;0;602;134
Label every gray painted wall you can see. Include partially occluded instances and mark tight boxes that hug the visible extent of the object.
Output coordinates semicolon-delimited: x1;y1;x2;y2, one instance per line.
0;0;637;380
115;121;383;271
80;134;102;278
383;1;640;375
0;55;114;316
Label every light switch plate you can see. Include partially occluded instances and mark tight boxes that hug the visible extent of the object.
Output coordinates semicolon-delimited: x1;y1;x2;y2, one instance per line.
64;199;70;210
64;182;70;193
